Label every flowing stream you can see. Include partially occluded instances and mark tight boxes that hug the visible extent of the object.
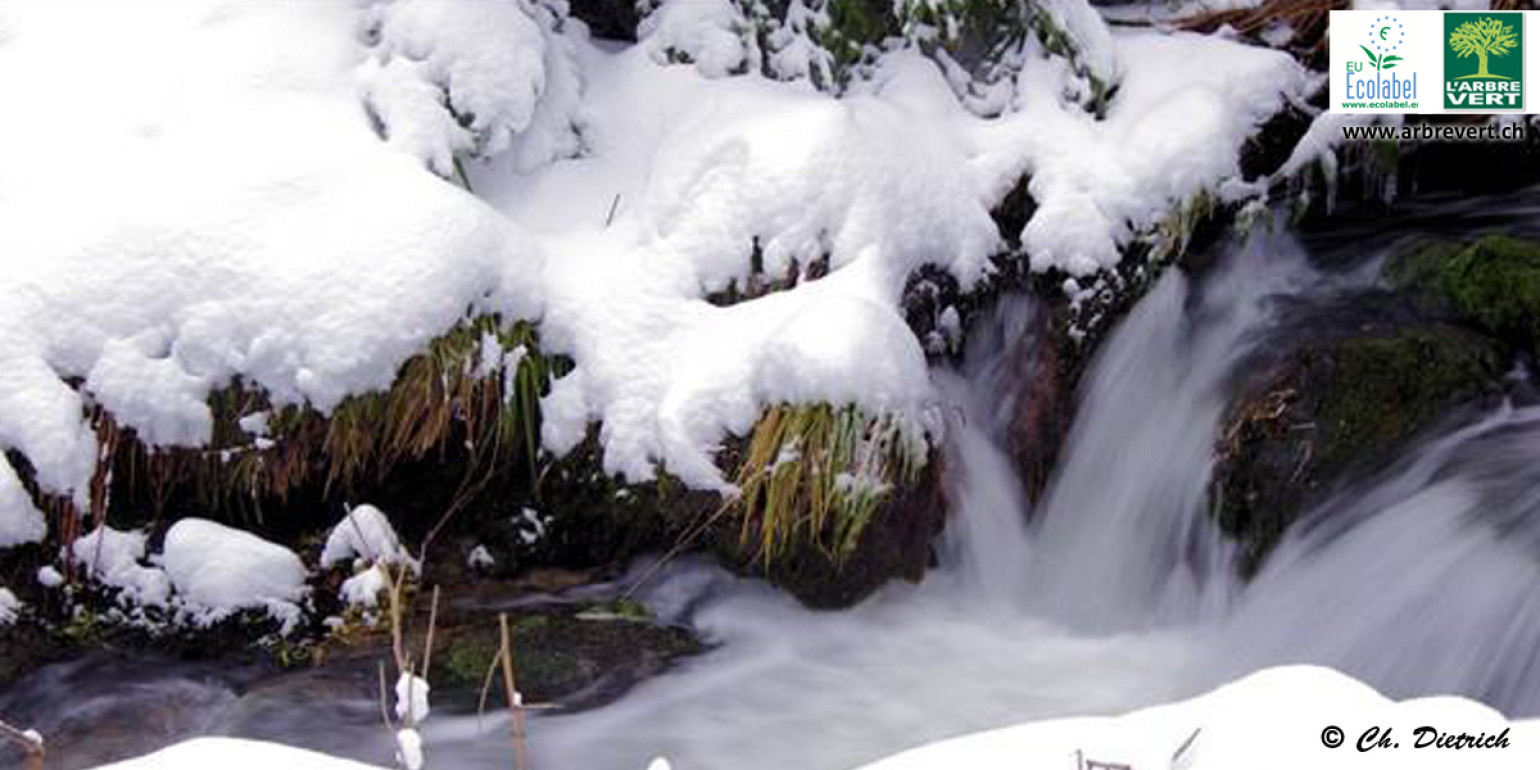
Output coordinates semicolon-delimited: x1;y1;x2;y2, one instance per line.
6;206;1540;769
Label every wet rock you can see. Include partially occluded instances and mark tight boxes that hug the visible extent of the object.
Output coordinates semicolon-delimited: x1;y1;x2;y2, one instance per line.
1385;233;1540;354
1212;317;1504;575
713;452;949;609
428;601;703;711
996;302;1077;502
0;655;254;770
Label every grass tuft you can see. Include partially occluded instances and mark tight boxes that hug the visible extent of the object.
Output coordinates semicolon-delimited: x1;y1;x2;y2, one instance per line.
730;403;928;566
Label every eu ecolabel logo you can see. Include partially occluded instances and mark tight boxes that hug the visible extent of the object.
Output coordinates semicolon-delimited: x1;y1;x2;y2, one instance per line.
1444;12;1523;110
1345;15;1419;106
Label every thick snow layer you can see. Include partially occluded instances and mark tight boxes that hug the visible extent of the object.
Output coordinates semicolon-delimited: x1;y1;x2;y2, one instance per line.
857;666;1540;770
0;586;19;624
90;738;388;770
359;0;584;175
0;0;1307;497
0;456;45;548
69;526;172;608
476;30;1305;485
0;1;540;504
160;518;309;633
320;505;414;570
979;29;1310;274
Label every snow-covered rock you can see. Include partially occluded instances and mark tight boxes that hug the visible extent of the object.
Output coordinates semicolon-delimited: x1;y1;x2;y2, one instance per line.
160;518;309;633
68;526;172;608
0;0;1309;505
0;1;541;506
359;0;584;175
320;505;415;570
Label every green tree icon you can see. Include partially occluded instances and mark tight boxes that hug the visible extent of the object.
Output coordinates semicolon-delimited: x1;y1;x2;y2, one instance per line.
1449;18;1518;79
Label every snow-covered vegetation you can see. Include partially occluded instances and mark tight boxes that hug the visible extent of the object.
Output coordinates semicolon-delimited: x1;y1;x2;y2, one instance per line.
0;0;1305;514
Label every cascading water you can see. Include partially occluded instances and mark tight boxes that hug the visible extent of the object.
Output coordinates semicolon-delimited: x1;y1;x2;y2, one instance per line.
8;216;1540;770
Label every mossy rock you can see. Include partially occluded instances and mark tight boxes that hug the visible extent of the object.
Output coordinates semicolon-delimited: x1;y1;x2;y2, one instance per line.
1385;234;1540;352
1212;321;1503;575
431;604;702;711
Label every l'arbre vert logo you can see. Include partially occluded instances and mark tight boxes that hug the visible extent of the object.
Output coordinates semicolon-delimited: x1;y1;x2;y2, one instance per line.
1444;13;1523;110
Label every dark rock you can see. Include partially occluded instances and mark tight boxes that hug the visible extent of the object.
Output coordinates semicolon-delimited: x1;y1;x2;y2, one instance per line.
1385;233;1540;353
1211;318;1504;575
709;449;949;609
568;0;642;42
428;601;703;711
995;300;1077;502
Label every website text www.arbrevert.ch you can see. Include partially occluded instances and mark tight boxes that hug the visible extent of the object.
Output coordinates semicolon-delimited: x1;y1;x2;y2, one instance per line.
1340;122;1528;142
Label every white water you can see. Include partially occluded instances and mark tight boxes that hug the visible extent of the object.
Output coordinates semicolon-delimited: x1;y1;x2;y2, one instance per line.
396;227;1540;769
13;224;1540;770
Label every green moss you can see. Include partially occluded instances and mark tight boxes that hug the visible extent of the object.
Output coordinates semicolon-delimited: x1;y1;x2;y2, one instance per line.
1311;327;1501;473
1385;234;1540;351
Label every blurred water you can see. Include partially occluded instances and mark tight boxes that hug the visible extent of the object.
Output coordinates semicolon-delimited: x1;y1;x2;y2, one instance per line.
9;220;1540;770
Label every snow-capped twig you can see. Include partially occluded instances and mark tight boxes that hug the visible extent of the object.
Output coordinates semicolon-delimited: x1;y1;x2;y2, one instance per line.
0;717;44;770
499;612;532;770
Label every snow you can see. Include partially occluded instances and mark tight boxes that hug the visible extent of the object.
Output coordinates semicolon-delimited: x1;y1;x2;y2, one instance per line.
0;1;540;506
0;586;19;624
339;562;391;608
160;518;309;633
467;544;496;568
856;666;1540;770
394;728;424;770
0;456;45;548
69;526;172;608
394;672;432;725
0;1;1308;507
81;667;1540;770
359;0;584;175
639;0;756;79
36;565;62;588
320;505;415;570
88;738;388;770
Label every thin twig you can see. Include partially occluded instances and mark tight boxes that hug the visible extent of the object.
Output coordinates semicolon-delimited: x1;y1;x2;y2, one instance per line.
499;613;531;770
0;718;43;770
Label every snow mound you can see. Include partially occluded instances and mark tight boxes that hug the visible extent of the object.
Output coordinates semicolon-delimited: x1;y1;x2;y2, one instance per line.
320;504;415;570
69;526;172;608
360;0;584;175
0;457;45;548
89;738;388;770
160;518;309;633
0;1;541;505
856;666;1540;770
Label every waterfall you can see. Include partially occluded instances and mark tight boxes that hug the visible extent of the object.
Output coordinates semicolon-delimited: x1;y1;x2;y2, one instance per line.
12;220;1539;770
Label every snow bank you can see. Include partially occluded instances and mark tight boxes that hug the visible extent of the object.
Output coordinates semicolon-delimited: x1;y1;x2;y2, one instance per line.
0;1;540;505
979;29;1311;275
0;457;45;547
90;738;388;770
478;29;1305;486
857;666;1540;770
160;518;308;633
0;0;1309;502
359;0;584;175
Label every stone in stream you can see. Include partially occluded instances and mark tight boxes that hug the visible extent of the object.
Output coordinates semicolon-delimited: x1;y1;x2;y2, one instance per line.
1208;236;1537;576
